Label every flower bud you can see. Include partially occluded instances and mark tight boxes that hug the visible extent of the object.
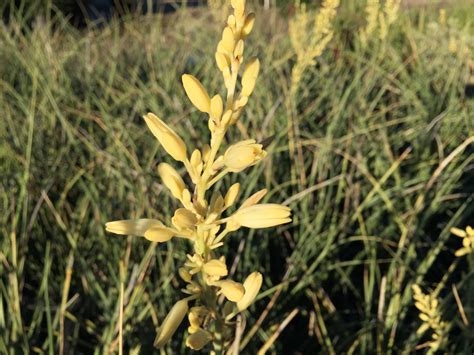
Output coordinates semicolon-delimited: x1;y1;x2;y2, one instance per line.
240;188;267;208
241;58;260;97
231;204;291;229
210;94;224;121
144;113;187;162
182;74;211;113
179;267;192;282
186;328;212;350
203;259;228;277
242;13;256;37
224;183;240;208
237;272;263;311
224;140;266;172
215;52;230;71
154;299;188;348
219;280;245;302
158;163;186;200
222;26;235;53
105;219;162;236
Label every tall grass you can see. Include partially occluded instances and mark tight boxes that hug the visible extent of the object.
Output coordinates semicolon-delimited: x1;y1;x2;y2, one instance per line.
1;1;473;353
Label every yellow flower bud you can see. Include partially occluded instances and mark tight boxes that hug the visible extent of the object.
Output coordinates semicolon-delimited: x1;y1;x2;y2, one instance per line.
215;52;230;71
172;208;197;231
219;280;245;302
179;267;192;282
186;328;212;350
224;140;266;172
105;219;162;236
240;188;267;209
234;39;244;58
231;204;291;229
203;259;228;277
143;113;187;162
190;149;203;176
242;13;256;37
241;58;260;97
450;227;466;238
224;183;240;208
144;226;175;243
231;0;246;18
222;26;235;53
210;94;224;121
237;272;263;311
158;163;186;200
182;74;211;113
154;299;188;348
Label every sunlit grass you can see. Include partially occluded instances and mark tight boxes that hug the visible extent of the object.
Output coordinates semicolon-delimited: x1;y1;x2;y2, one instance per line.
1;1;473;353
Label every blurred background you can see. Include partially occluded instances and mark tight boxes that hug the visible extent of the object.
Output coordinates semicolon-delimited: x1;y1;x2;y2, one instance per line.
1;0;473;353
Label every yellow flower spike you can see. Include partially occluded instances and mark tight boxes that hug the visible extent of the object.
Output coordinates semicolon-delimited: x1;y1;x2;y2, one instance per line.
219;280;245;302
221;26;235;53
210;95;224;122
215;52;230;72
144;226;175;243
223;140;266;172
241;57;260;97
237;271;263;311
172;208;197;231
154;299;189;348
203;259;228;277
224;183;240;208
143;113;187;162
231;204;291;229
105;219;162;236
158;163;186;200
242;12;255;37
182;74;211;113
186;328;213;350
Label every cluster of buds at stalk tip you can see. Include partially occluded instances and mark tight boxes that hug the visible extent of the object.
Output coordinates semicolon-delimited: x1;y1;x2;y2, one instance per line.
450;226;474;257
105;0;291;351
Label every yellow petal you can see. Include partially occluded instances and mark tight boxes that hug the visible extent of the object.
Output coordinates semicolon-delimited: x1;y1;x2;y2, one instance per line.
232;204;291;229
154;299;188;348
182;74;211;113
241;58;260;97
185;328;212;350
219;280;245;302
158;163;186;200
144;226;175;243
224;183;240;208
143;113;187;162
203;259;228;277
172;208;197;231
105;219;162;236
237;272;263;311
450;227;466;238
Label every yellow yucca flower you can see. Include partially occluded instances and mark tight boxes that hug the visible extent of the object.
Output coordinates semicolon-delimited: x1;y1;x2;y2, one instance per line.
451;226;474;256
237;272;263;311
154;299;189;348
223;139;266;172
143;113;187;162
105;1;290;351
182;74;211;113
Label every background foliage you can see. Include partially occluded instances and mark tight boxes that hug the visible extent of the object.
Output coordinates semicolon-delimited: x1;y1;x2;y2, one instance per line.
1;0;473;353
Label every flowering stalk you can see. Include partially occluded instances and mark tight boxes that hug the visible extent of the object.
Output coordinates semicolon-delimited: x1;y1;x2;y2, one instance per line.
105;0;291;351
